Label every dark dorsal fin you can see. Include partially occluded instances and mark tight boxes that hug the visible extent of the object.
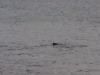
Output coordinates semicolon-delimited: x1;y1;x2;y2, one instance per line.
52;43;59;46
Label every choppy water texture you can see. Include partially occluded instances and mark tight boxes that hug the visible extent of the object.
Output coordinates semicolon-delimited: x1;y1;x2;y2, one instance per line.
0;0;100;75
